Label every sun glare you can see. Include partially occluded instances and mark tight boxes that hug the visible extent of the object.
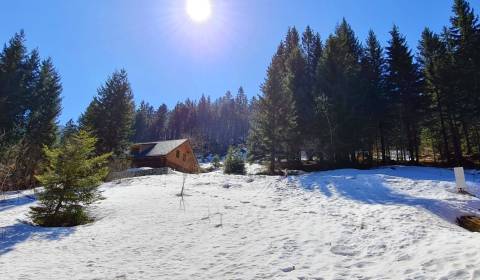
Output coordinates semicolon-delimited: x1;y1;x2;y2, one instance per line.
186;0;212;23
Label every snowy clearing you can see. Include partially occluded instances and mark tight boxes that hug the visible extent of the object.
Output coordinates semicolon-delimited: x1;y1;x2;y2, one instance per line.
1;166;480;279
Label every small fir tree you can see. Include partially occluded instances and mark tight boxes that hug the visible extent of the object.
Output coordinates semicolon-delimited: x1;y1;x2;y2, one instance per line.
30;130;111;227
212;154;221;169
224;147;245;175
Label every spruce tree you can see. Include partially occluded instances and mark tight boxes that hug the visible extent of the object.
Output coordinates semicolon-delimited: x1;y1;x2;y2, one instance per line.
282;28;307;160
360;30;387;163
314;19;363;163
80;69;135;155
212;154;221;169
30;130;111;227
418;28;456;163
0;32;62;188
133;101;155;142
248;42;297;173
224;146;245;175
234;87;250;144
449;0;480;156
17;58;62;186
0;31;33;150
385;25;424;163
61;119;78;143
301;26;323;155
151;104;168;141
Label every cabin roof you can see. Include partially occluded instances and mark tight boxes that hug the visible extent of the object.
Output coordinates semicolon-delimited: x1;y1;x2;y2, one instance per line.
132;139;188;157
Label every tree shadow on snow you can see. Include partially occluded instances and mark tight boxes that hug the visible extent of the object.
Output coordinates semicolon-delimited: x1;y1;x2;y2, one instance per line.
312;166;480;183
297;170;480;224
0;222;74;255
0;195;36;213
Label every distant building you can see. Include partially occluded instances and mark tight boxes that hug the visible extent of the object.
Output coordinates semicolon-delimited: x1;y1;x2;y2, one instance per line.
130;139;199;173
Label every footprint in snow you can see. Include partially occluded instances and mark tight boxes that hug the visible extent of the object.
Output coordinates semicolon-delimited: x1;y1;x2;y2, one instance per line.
330;245;360;256
281;266;295;272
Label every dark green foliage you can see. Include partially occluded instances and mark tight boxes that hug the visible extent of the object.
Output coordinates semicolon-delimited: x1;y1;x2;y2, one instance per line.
314;19;363;163
360;30;387;163
16;58;62;186
80;69;135;156
223;147;245;175
0;31;62;188
212;154;221;169
0;31;31;149
247;0;480;168
385;25;424;163
301;26;323;151
61;119;78;143
283;28;307;159
30;130;111;227
133;101;157;142
248;42;298;173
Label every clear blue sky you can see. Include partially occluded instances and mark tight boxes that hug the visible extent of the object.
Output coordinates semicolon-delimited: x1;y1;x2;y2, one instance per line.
1;0;478;124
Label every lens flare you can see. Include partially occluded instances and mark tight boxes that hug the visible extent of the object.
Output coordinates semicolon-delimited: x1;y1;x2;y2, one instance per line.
186;0;212;23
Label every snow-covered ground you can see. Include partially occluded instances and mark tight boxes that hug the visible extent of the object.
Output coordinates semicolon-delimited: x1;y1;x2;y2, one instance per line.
2;166;480;279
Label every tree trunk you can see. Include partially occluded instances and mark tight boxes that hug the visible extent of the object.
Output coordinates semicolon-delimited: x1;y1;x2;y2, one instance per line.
461;119;472;155
379;122;386;164
53;198;63;216
448;117;463;165
269;143;276;174
437;99;450;162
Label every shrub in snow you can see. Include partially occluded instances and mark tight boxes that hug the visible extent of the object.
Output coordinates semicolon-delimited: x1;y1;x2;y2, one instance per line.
212;154;221;169
30;130;111;227
224;147;245;175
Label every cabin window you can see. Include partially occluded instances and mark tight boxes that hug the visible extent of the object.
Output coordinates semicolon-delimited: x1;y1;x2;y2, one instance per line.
183;153;186;161
176;150;180;158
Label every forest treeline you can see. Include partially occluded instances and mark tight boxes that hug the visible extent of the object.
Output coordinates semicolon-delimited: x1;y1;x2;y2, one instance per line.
249;0;480;172
1;0;479;189
131;88;251;155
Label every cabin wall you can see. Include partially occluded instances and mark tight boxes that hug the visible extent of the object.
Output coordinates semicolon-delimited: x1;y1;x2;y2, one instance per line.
165;141;199;173
132;156;166;168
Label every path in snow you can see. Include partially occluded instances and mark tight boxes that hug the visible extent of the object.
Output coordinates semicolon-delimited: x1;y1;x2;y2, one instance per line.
1;166;480;279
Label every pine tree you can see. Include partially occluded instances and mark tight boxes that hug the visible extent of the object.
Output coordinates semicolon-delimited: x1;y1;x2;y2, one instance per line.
449;0;480;157
133;101;155;142
248;42;297;173
301;26;323;155
61;119;78;143
282;28;307;159
360;30;387;163
30;130;111;227
302;26;323;84
212;154;221;169
0;32;63;188
16;58;62;186
223;146;245;175
314;19;363;163
386;25;424;163
418;28;456;163
80;69;135;155
0;31;34;151
234;87;250;144
151;104;168;141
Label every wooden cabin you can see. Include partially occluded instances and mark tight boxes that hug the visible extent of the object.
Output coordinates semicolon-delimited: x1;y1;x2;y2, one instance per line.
130;139;199;173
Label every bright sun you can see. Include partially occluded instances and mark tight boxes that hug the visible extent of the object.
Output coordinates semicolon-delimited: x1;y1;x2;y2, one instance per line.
186;0;212;23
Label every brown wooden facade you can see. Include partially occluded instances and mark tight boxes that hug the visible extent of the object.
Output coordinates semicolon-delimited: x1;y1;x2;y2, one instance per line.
131;139;199;173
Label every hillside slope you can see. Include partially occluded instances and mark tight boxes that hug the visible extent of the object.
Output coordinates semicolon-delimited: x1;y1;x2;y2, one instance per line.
1;166;480;279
